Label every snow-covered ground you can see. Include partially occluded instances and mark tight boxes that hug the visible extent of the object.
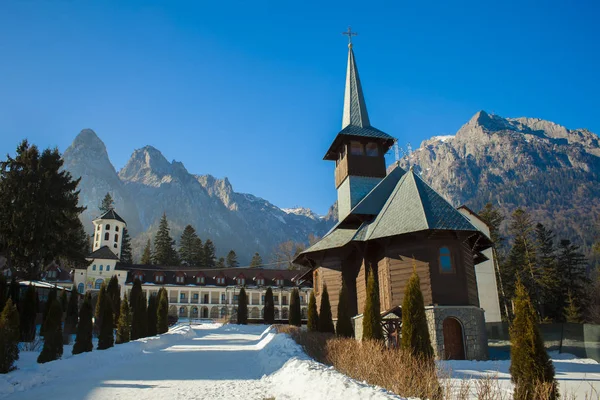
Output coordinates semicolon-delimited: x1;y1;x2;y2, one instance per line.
0;324;401;400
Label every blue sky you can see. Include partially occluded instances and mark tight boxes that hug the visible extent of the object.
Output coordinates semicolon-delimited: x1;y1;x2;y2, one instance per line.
1;0;598;215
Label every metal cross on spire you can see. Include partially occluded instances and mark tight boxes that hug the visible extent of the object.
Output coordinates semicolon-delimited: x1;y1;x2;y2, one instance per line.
342;26;357;46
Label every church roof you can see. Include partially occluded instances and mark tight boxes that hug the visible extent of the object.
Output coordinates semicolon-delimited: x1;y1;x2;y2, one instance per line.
324;45;395;161
87;246;120;261
94;209;126;224
348;164;406;217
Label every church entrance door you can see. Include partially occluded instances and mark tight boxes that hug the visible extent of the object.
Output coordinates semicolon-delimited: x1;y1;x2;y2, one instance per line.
443;317;465;360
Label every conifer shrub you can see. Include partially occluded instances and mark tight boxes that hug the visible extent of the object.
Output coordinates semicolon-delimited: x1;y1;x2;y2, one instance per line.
94;283;107;334
564;291;581;323
401;269;433;359
510;280;557;400
73;293;93;355
97;294;114;350
20;284;37;342
130;278;142;313
107;275;121;327
147;294;158;336
237;288;248;325
157;288;169;334
41;287;57;337
0;275;7;314
289;288;301;327
131;291;147;340
336;282;354;337
38;300;63;363
307;291;319;331
0;299;20;373
318;284;334;333
9;277;19;308
116;295;130;344
263;287;274;324
362;267;382;340
60;289;68;313
64;290;79;338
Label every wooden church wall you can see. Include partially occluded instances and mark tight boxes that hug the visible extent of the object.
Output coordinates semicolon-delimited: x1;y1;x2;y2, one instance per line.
314;258;343;319
356;258;367;314
461;239;480;307
380;253;433;309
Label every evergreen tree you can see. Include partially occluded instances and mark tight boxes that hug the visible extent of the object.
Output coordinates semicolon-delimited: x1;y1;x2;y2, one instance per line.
203;239;216;268
226;250;239;268
216;257;226;269
289;288;301;327
179;225;199;266
0;275;6;315
94;283;107;333
0;141;87;279
132;291;147;340
263;287;274;324
237;288;248;325
192;237;204;268
72;293;93;355
38;300;63;363
107;275;121;327
336;283;353;337
147;294;158;336
153;213;179;266
99;192;114;213
116;295;130;344
97;294;114;350
60;289;68;314
535;223;560;321
64;290;78;338
401;269;434;359
130;278;142;313
250;252;262;268
318;284;334;333
510;280;557;400
19;284;37;342
120;228;133;264
41;287;57;337
141;239;152;265
362;267;382;340
0;299;20;373
157;288;169;334
307;291;319;331
564;291;581;323
9;277;19;307
557;239;590;317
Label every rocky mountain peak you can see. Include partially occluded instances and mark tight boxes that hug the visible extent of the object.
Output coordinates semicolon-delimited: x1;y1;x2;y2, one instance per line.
64;129;109;162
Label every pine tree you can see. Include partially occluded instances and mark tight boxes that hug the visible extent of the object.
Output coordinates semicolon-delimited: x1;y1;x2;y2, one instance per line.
535;223;560;321
99;192;114;213
237;288;248;325
130;278;142;313
38;300;63;363
0;141;87;279
97;294;114;350
41;287;57;337
557;239;590;319
131;290;147;340
60;289;68;314
153;213;179;266
510;280;557;400
564;291;582;323
0;299;20;373
362;267;382;340
179;225;199;266
73;293;93;355
216;257;225;269
336;283;353;337
147;294;158;336
19;284;37;342
157;288;169;334
226;250;239;268
401;269;433;359
9;277;19;308
318;284;334;333
0;275;6;315
107;275;121;327
64;290;78;338
250;252;263;268
307;291;319;331
289;288;301;327
192;237;204;268
120;228;133;264
263;287;275;324
94;283;107;333
141;239;153;265
203;239;216;268
116;295;130;344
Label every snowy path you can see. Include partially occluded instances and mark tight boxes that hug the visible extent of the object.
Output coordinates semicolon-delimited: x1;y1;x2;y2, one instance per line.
2;324;401;400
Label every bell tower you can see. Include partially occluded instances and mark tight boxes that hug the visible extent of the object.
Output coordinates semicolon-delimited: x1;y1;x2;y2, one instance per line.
324;29;395;222
92;209;127;259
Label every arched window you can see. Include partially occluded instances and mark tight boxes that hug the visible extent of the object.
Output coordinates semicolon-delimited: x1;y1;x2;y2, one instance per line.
366;142;378;157
95;233;99;241
439;247;453;273
104;232;110;241
114;234;119;242
95;279;103;289
114;243;117;248
97;225;100;231
99;265;103;271
92;265;96;271
313;270;320;295
78;283;84;294
105;224;111;230
350;141;364;156
115;226;119;232
106;265;110;271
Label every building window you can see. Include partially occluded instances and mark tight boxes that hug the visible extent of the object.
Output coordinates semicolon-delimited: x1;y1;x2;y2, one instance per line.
134;273;144;282
350;141;364;156
366;142;378;157
78;283;84;294
92;265;96;271
176;276;185;284
115;226;119;232
99;265;103;271
221;294;226;302
238;278;245;286
114;243;118;249
97;225;100;231
47;270;57;279
276;279;284;286
155;275;164;283
193;293;198;299
256;278;265;286
106;224;111;230
300;296;304;304
180;293;186;300
282;295;288;306
196;276;205;284
104;232;110;241
234;295;239;302
95;279;103;289
439;247;453;273
114;234;119;242
179;307;186;316
106;265;110;271
95;233;99;241
261;295;265;303
314;270;320;295
216;277;225;285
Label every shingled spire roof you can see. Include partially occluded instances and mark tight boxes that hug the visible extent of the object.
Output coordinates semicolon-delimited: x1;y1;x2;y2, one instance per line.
93;209;126;224
324;43;395;160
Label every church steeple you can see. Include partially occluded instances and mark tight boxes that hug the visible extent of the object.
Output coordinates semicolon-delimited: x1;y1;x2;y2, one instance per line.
342;43;371;129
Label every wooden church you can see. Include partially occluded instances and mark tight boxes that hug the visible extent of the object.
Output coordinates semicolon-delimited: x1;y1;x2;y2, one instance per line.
294;36;492;360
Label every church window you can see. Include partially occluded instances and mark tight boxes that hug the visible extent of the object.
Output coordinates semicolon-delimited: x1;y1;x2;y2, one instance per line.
97;225;100;231
78;283;84;294
106;224;111;230
106;265;110;271
92;265;96;271
99;265;103;271
115;226;119;232
104;232;110;241
95;279;103;289
439;247;453;273
114;234;119;242
366;142;378;157
350;141;364;156
114;243;117;249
